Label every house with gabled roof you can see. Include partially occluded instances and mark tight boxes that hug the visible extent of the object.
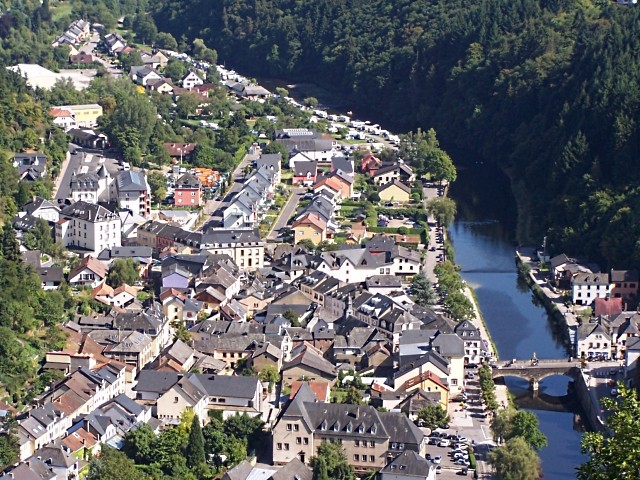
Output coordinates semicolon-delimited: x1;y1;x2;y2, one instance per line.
610;269;639;300
378;180;411;203
281;343;338;387
292;160;317;186
68;256;109;288
576;320;612;360
174;172;202;207
572;272;611;306
130;65;162;86
373;162;415;186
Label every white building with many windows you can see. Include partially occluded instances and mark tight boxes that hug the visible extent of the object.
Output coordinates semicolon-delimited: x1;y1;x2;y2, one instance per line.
56;201;121;254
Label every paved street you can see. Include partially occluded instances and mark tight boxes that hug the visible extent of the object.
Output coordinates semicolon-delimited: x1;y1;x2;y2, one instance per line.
199;152;258;230
266;187;306;241
80;33;123;77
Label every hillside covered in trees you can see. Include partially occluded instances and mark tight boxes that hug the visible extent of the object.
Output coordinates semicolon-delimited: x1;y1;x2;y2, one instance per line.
152;0;640;268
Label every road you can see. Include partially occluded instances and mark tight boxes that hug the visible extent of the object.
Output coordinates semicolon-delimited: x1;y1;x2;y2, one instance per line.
199;152;258;230
266;187;306;241
79;33;123;77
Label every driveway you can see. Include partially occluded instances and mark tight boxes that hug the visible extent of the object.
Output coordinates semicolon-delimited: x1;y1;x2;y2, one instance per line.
266;187;306;241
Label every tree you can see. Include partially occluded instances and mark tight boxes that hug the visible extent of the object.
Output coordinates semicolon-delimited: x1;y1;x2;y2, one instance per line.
0;433;19;470
133;14;158;45
303;97;319;108
342;387;363;405
283;308;301;327
578;385;640;479
156;32;178;50
426;197;457;228
491;408;547;451
262;141;289;165
106;258;139;287
147;171;167;203
310;441;355;480
122;423;156;465
120;51;143;71
409;273;437;306
87;447;149;480
176;93;200;119
417;404;450;430
313;457;329;480
223;414;265;453
1;227;19;261
489;436;541;480
258;365;280;392
444;291;475;321
186;415;206;469
23;218;53;253
164;58;187;82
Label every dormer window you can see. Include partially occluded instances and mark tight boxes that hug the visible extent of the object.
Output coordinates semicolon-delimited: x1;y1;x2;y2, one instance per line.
346;423;352;433
358;424;365;433
371;425;377;434
321;420;328;431
333;421;340;432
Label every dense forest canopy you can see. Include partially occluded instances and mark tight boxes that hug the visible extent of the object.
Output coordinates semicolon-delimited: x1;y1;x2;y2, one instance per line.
152;0;640;269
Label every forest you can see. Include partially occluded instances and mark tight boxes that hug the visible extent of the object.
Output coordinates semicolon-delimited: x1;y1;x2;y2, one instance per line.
151;0;640;269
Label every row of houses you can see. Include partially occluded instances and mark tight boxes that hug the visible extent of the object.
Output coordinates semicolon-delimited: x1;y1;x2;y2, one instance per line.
223;154;282;229
52;19;91;47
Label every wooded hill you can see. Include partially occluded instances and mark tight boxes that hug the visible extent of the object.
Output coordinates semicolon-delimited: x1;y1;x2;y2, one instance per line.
152;0;640;268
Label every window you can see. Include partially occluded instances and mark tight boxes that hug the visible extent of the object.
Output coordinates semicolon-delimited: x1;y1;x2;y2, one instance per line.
392;443;397;449
293;424;299;431
174;397;179;403
353;455;359;461
369;456;375;463
369;441;375;447
286;424;292;431
303;438;309;445
277;443;282;450
296;437;301;444
355;440;359;447
284;444;290;451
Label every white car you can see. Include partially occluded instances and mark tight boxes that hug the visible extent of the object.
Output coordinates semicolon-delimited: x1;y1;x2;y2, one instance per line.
438;439;451;447
433;455;442;464
435;466;442;474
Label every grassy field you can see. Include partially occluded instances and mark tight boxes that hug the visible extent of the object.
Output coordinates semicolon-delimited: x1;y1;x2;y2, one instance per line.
51;2;73;22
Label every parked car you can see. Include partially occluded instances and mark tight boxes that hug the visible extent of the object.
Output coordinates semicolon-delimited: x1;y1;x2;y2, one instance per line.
438;439;451;448
435;466;442;474
611;388;619;396
454;458;470;466
433;456;442;464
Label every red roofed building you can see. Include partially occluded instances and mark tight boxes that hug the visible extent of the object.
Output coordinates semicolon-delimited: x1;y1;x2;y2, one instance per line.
594;297;623;318
49;107;76;130
360;153;382;176
289;380;330;402
292;212;327;245
163;142;197;162
174;172;202;207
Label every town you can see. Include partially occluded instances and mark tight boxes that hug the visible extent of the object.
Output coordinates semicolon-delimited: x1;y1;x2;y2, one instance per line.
0;10;635;480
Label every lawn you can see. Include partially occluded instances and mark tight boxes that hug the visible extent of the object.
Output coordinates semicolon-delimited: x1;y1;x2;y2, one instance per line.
51;2;73;21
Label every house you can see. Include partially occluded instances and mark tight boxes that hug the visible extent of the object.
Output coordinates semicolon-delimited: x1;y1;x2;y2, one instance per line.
116;170;151;217
378;180;412;203
69;52;95;65
49;107;76;130
454;320;485;365
163;142;197;162
373;163;415;186
380;451;437;480
576;320;612;360
92;282;139;309
174;173;202;207
68;256;109;288
130;65;162;86
56;201;121;254
256;153;282;184
250;342;284;371
594;297;624;319
68;128;108;149
572;273;611;306
103;32;127;55
140;50;169;69
292;161;318;186
610;269;639;300
182;71;204;90
160;289;204;328
54;104;103;128
38;267;65;290
365;275;403;296
281;344;338;387
222;458;312;480
360;153;382;176
272;387;425;470
13;153;47;181
331;156;354;176
292;213;327;245
200;228;265;271
148;77;174;94
68;166;111;203
20;197;60;222
274;129;335;163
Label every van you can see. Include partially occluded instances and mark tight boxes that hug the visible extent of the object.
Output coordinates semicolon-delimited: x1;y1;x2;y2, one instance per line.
122;162;130;171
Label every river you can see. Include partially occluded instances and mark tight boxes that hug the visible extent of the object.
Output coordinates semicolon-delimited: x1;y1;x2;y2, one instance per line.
449;163;588;478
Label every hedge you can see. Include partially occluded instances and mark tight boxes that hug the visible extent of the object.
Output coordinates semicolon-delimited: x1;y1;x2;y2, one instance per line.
368;226;425;234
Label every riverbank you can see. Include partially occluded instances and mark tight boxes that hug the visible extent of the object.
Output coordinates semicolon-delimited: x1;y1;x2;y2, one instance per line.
515;247;576;353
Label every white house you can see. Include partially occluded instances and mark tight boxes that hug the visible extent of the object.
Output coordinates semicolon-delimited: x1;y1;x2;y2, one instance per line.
182;71;204;90
116;170;151;217
49;107;76;130
20;197;60;222
68;256;109;288
572;272;611;305
56;201;122;255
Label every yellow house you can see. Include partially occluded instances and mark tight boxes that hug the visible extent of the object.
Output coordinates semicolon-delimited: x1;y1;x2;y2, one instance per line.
292;213;327;245
56;103;103;128
378;180;411;203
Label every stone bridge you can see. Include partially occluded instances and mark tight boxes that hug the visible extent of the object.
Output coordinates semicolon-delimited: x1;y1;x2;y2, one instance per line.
492;359;583;391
